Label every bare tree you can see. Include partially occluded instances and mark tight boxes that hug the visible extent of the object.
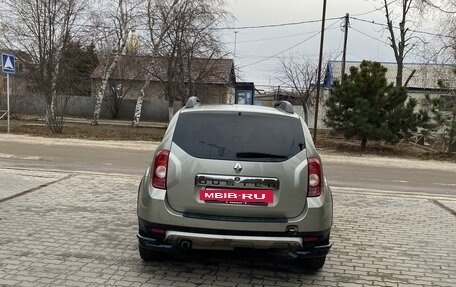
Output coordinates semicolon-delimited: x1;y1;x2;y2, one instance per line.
420;1;456;152
382;0;418;88
426;1;456;54
105;80;134;119
177;4;229;103
132;0;228;125
380;1;456;151
279;54;322;124
420;0;456;14
90;0;140;126
0;0;84;133
131;0;180;127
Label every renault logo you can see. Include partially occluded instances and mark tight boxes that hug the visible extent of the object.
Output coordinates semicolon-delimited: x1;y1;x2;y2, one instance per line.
233;162;242;173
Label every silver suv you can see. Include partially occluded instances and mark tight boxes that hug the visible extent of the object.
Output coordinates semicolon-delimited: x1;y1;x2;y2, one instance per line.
137;97;333;270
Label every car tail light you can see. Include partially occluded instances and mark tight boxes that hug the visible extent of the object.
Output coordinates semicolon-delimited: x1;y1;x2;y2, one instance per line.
307;158;322;197
149;227;166;240
151;227;165;235
303;236;318;243
151;150;170;189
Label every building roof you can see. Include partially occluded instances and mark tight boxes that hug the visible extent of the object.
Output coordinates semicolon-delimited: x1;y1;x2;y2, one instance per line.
332;61;456;91
91;55;235;85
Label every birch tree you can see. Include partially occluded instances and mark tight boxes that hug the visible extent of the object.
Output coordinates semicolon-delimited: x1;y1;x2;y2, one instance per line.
132;0;228;125
131;0;179;127
0;0;84;133
91;0;140;126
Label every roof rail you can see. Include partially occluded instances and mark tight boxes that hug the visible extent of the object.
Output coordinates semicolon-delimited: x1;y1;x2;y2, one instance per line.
274;101;294;114
186;96;201;108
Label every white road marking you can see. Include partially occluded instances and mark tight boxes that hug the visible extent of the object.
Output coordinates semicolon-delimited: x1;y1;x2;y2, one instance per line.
434;183;456;187
0;153;14;158
0;153;41;160
359;178;409;183
331;186;456;201
392;180;409;183
22;156;41;160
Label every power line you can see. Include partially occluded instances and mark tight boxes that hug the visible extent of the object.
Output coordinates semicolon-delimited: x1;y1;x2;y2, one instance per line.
234;50;338;60
238;34;321;68
237;20;341;69
350;9;379;17
225;29;323;45
237;31;320;68
349;26;425;60
350;27;389;46
350;16;456;39
224;26;340;45
215;17;343;30
350;0;399;17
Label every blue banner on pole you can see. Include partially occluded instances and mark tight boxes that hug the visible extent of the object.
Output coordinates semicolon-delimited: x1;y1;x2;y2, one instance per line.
322;61;334;89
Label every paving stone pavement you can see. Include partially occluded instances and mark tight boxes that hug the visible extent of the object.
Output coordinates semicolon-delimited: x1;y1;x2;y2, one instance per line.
437;200;456;214
0;168;455;287
0;169;64;201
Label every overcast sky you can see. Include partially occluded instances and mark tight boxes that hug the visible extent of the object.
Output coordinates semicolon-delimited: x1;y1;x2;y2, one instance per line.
222;0;439;87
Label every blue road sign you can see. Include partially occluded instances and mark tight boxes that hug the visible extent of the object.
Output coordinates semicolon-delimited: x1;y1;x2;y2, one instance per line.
2;53;15;74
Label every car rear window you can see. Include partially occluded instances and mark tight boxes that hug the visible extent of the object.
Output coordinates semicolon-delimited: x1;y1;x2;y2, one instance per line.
172;111;306;162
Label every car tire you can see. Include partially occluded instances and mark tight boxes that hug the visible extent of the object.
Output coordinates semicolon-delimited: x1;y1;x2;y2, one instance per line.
139;245;161;261
298;256;326;271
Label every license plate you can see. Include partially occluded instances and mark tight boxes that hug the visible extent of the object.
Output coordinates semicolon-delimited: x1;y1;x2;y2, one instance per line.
199;188;274;203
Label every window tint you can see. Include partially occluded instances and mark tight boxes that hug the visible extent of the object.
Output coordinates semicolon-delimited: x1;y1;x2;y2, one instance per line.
172;112;306;162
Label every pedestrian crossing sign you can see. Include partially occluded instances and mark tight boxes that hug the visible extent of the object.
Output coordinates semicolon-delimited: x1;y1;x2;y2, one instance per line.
2;53;15;74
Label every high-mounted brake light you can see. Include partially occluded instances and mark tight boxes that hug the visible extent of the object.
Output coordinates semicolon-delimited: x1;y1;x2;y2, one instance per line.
307;158;322;197
151;150;170;189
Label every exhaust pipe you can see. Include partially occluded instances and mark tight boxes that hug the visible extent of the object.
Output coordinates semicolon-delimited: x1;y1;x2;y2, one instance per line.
180;240;191;250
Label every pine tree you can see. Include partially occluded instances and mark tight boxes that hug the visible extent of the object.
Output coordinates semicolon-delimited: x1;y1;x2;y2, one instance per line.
324;60;428;150
60;41;99;96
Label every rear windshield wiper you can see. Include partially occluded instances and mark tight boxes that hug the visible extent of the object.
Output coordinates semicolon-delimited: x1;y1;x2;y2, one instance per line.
236;152;288;159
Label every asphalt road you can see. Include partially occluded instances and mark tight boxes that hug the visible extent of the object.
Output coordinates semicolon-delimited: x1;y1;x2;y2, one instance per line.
325;163;456;196
0;138;455;196
0;140;152;175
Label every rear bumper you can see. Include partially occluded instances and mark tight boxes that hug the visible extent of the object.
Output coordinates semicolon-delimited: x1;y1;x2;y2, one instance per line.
137;233;331;258
137;233;179;252
137;219;332;258
295;242;332;258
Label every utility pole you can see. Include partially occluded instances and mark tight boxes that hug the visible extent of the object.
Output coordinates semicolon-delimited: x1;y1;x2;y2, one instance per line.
312;0;327;143
341;13;349;76
277;85;281;102
233;31;238;61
